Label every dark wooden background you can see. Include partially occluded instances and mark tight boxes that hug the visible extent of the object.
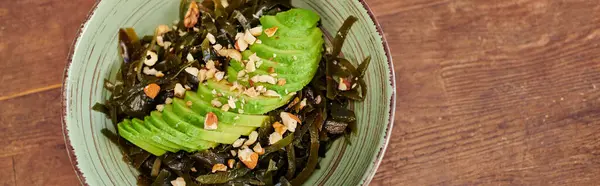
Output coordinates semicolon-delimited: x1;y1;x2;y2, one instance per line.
2;0;600;185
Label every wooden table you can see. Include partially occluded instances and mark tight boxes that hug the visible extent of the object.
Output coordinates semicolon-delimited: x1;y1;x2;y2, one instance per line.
2;0;600;185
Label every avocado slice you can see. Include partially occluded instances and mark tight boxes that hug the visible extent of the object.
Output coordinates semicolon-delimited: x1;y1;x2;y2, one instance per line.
273;8;321;29
162;105;240;144
197;80;294;115
148;111;217;151
143;116;194;152
171;98;256;135
257;28;323;51
117;120;166;156
184;91;270;128
130;118;180;152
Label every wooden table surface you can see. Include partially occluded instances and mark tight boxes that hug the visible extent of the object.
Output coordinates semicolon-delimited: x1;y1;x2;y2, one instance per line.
2;0;600;185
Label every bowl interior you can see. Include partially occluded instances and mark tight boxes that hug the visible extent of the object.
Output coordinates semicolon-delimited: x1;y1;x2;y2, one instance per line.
63;0;394;185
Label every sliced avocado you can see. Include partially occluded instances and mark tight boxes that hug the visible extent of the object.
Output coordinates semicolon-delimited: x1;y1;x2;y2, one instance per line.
260;16;314;38
130;118;180;152
148;111;217;150
171;98;256;135
143;116;194;152
257;28;323;51
162;105;240;144
250;42;322;65
197;80;294;114
226;67;310;95
234;51;315;75
184;91;270;128
274;8;321;29
118;120;166;156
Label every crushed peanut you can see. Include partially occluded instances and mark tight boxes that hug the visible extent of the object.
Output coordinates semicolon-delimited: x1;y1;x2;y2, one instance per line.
183;1;199;28
243;131;259;146
204;112;218;130
264;26;279;37
212;164;227;173
143;83;161;99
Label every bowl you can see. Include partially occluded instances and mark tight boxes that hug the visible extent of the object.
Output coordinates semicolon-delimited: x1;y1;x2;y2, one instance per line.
62;0;395;185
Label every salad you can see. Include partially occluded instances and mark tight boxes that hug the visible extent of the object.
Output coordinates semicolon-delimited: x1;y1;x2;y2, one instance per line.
94;0;370;185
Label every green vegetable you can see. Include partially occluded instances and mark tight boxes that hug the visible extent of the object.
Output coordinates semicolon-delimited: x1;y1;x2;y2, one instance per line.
196;167;251;184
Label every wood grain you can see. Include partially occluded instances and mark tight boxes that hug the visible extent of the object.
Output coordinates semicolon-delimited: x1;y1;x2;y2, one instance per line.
2;0;600;185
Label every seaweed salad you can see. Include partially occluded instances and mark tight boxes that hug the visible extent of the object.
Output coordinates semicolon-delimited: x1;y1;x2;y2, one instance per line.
94;0;370;185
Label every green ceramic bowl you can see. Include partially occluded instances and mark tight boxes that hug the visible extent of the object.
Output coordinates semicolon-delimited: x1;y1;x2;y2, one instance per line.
62;0;395;185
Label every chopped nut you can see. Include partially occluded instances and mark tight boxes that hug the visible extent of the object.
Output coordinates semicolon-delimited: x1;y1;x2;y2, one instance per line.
255;39;262;44
255;86;266;93
221;104;230;112
207;33;216;44
206;60;216;69
144;83;161;99
171;177;186;186
227;49;242;62
264;26;279;37
280;112;301;132
269;132;282;145
156;24;171;36
251;75;276;84
215;71;225;81
243;87;260;97
174;83;186;98
186;101;193;107
244;30;257;45
237;70;246;78
184;85;192;90
249;53;260;62
228;97;237;109
264;90;280;97
156;36;165;46
186;53;195;62
144;50;158;66
206;69;217;79
191;167;197;172
143;67;158;76
185;67;199;76
338;77;351;91
220;0;229;8
155;71;165;78
244;131;258;146
249;26;263;36
246;60;256;72
238;147;258;169
204;112;218;130
238;109;244;114
277;79;286;86
212;163;227;173
184;1;200;28
232;138;246;148
163;41;172;50
235;38;248;51
198;69;207;83
193;27;200;32
230;150;237;156
213;44;223;51
298;98;307;110
227;159;236;168
235;32;245;40
156;104;165;112
165;98;173;104
211;99;223;107
253;143;264;155
272;122;287;135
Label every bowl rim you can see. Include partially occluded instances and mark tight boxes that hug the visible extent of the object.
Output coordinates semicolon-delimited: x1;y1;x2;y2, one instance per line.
61;1;396;185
